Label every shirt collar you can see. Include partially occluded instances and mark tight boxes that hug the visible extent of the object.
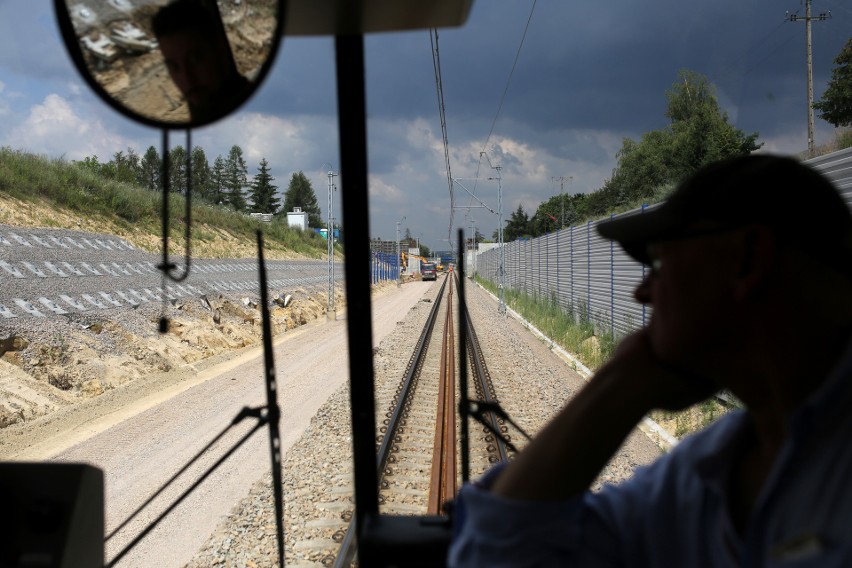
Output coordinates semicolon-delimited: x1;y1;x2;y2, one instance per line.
692;410;750;491
789;335;852;436
692;334;852;487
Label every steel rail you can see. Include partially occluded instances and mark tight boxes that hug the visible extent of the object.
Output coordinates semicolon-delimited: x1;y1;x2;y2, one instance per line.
333;275;449;568
463;296;510;464
428;276;457;514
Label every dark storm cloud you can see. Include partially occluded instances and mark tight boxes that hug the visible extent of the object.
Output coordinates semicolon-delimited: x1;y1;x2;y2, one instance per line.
245;36;337;117
2;0;848;251
359;0;847;145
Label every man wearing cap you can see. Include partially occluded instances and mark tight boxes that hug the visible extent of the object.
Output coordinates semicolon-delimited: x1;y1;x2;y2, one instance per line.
449;154;852;567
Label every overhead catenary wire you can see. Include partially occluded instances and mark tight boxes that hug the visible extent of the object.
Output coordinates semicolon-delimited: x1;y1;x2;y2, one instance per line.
714;18;791;84
430;28;456;245
478;0;538;157
469;0;538;234
429;2;538;246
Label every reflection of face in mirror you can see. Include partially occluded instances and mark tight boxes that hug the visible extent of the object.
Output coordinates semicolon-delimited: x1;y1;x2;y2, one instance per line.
152;0;252;124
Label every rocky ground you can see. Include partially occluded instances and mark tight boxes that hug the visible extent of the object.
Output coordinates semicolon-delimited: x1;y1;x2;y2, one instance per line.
0;275;418;435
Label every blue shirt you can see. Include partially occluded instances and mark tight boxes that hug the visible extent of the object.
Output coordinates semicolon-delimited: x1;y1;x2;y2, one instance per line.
449;341;852;567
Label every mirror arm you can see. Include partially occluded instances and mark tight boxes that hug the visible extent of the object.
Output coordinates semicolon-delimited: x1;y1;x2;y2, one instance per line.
157;129;193;334
157;129;192;284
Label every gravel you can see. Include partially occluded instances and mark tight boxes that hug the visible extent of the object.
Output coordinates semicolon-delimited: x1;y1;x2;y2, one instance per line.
185;278;663;567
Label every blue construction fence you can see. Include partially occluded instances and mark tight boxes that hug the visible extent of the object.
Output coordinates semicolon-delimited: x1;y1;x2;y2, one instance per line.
371;251;401;284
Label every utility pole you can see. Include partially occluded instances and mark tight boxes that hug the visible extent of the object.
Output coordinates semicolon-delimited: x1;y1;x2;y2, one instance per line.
325;168;338;320
787;1;831;157
552;175;572;229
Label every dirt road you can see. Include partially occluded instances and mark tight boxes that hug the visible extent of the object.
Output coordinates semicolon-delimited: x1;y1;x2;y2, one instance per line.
4;282;431;567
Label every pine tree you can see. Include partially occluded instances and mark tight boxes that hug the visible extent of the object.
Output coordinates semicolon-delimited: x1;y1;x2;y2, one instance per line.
139;146;161;191
211;155;227;205
190;146;212;201
168;145;188;194
283;171;322;227
249;158;280;213
124;148;141;184
224;145;248;211
503;204;531;241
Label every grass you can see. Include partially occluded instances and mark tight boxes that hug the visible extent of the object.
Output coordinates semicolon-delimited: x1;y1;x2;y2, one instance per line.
800;128;852;159
475;275;617;371
0;147;337;260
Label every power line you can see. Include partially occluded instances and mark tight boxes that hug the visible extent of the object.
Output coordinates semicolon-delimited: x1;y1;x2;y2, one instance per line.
468;1;538;245
479;0;538;156
714;19;790;84
430;28;455;244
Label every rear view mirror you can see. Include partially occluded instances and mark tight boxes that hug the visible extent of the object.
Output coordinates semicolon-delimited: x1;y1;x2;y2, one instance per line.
54;0;284;128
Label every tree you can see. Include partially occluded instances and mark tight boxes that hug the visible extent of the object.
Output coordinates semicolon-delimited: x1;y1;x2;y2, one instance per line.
283;171;322;227
76;155;102;176
584;69;760;220
248;158;280;213
211;155;227;205
530;192;585;236
139;146;161;191
168;145;188;194
190;146;212;201
664;70;761;180
503;204;531;242
813;37;852;128
224;145;248;211
123;148;141;184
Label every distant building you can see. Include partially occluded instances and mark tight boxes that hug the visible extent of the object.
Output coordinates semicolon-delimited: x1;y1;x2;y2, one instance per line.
287;207;308;230
370;238;405;256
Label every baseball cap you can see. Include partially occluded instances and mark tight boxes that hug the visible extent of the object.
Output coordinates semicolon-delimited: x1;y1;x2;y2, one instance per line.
596;154;852;266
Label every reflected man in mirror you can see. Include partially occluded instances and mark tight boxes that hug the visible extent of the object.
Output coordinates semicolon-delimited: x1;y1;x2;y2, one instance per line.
449;154;852;567
152;0;251;124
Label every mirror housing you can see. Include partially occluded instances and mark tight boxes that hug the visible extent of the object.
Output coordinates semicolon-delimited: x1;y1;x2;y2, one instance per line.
54;0;284;129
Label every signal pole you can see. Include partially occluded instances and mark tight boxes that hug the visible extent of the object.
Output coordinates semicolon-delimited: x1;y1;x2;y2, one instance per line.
787;1;831;156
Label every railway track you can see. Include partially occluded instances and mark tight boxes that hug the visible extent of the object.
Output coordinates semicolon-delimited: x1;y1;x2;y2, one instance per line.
333;272;513;566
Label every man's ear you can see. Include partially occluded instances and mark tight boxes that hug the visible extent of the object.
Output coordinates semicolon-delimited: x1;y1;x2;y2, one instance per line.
734;225;776;302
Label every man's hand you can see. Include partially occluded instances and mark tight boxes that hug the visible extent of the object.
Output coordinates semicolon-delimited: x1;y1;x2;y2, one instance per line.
605;329;719;412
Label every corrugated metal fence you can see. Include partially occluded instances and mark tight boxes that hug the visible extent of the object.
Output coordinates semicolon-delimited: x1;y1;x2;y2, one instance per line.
475;147;852;340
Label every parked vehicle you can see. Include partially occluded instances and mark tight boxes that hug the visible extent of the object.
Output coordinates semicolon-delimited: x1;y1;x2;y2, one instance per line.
421;263;437;281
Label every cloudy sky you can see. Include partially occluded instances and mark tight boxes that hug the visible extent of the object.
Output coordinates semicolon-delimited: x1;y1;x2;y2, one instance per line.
0;0;849;253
